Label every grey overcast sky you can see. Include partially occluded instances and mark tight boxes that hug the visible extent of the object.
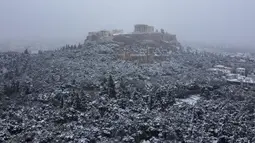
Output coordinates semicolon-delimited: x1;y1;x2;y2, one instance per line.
0;0;255;45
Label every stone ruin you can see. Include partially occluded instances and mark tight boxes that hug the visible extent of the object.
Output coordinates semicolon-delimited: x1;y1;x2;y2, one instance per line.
85;24;182;63
86;29;124;42
85;24;177;43
134;24;154;33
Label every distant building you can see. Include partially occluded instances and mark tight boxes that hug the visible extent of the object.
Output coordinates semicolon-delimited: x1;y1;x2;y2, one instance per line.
88;32;97;36
112;29;124;35
97;30;112;37
236;68;245;76
214;65;225;69
147;26;154;33
134;24;154;33
226;73;255;85
208;65;232;74
86;30;112;41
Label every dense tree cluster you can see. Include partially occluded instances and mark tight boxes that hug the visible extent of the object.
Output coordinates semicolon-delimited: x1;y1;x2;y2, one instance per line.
0;42;255;142
61;43;83;50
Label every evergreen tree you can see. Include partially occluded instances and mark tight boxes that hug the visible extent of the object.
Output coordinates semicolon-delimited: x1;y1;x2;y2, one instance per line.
15;81;20;92
3;81;20;96
11;80;16;92
245;68;249;77
72;79;76;85
24;85;31;95
100;77;108;95
119;78;129;98
108;75;116;98
24;49;29;54
15;67;19;76
74;92;81;110
3;84;10;95
60;95;64;108
78;43;82;48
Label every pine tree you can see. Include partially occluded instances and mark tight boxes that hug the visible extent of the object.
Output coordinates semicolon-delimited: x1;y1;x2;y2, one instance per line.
24;85;30;95
11;80;16;92
74;92;81;110
100;77;108;95
16;81;20;92
72;79;76;85
15;67;19;76
119;78;130;98
60;95;64;108
108;75;116;98
24;49;29;54
78;43;82;48
3;84;9;95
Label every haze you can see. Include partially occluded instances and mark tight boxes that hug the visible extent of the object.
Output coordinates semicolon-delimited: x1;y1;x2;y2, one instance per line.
1;0;255;47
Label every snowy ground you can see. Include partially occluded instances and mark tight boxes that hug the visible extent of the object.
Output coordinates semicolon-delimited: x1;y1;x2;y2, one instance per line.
175;94;201;105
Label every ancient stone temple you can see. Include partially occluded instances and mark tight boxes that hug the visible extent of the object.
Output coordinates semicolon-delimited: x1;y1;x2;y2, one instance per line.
134;24;154;33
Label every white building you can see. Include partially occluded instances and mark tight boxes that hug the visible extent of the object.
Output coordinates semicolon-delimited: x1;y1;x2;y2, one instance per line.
134;24;155;33
236;68;245;75
208;65;232;74
226;73;255;85
112;29;124;36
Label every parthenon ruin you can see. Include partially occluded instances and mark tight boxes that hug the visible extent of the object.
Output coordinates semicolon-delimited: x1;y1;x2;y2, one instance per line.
134;24;154;33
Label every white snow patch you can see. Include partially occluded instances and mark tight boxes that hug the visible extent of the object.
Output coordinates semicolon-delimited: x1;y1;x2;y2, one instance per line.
175;94;201;105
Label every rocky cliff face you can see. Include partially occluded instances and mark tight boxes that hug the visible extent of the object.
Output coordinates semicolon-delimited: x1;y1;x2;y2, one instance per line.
112;32;182;53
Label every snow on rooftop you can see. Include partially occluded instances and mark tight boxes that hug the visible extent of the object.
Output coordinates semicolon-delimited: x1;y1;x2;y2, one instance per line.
237;67;245;70
214;65;225;68
175;95;201;106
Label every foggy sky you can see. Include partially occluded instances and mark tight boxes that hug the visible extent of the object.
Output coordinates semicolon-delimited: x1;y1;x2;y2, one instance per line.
1;0;255;45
